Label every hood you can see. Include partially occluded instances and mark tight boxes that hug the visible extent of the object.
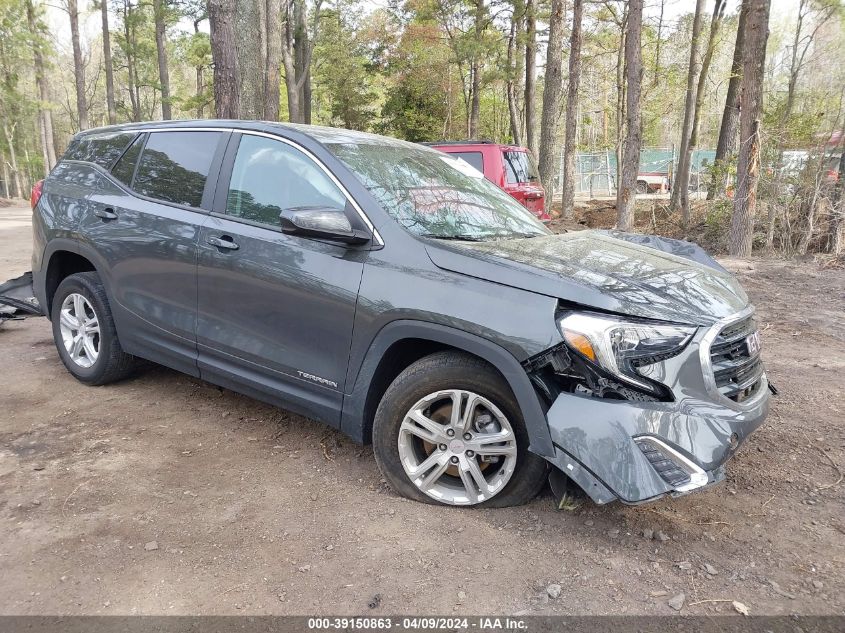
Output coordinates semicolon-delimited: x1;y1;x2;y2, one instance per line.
424;231;748;326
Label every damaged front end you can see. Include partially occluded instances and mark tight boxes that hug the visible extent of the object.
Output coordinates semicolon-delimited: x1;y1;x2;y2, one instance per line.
524;305;770;506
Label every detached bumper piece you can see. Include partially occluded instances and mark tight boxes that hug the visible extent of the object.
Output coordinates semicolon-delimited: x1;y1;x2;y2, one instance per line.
0;271;43;326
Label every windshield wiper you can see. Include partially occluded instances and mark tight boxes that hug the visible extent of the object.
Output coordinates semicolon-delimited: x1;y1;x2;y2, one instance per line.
421;234;487;242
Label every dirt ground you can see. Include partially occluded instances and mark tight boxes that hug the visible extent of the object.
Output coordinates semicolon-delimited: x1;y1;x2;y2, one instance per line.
1;202;844;616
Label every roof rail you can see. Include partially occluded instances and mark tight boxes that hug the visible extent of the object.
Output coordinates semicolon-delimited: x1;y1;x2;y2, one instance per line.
420;140;497;146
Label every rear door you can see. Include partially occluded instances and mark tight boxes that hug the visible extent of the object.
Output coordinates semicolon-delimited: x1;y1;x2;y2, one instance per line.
195;132;368;426
79;129;229;376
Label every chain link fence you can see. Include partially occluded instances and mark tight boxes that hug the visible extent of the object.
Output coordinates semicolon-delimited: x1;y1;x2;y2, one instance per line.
564;147;717;198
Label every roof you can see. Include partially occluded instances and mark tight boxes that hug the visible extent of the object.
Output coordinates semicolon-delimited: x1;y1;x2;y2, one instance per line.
75;119;422;150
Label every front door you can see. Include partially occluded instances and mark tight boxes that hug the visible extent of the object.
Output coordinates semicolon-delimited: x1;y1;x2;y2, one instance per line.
196;133;367;426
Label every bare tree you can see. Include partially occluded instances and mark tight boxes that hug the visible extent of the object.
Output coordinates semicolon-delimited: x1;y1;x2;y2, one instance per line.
26;0;57;173
768;0;839;249
467;0;486;138
831;150;845;255
524;0;537;156
537;0;566;206
66;0;88;130
685;0;727;206
561;0;583;219
153;0;172;120
208;0;240;118
729;0;771;257
282;0;322;123
669;0;706;224
708;2;748;200
616;0;643;231
98;0;117;125
506;0;524;145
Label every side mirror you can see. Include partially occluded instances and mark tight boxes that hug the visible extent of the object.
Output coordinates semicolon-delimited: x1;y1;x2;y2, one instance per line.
279;206;369;244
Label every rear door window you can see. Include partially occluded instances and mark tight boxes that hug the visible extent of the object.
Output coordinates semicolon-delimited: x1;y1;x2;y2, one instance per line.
450;151;484;174
64;132;138;169
111;134;145;186
133;131;222;208
503;151;538;184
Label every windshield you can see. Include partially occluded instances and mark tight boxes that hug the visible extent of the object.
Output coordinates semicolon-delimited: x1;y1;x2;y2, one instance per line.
326;142;550;241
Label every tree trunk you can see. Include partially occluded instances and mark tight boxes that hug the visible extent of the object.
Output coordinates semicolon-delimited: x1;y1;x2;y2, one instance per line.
468;0;485;138
294;0;308;121
193;20;206;118
561;0;583;219
236;0;264;119
67;0;88;130
537;0;565;206
616;0;643;231
729;0;771;257
3;123;23;200
524;0;537;156
614;6;626;192
652;0;665;86
99;0;117;125
153;0;172;120
686;1;726;206
830;152;845;254
122;0;142;122
26;0;57;173
506;3;523;145
708;1;748;200
209;0;240;118
0;148;9;199
670;0;706;223
264;0;282;121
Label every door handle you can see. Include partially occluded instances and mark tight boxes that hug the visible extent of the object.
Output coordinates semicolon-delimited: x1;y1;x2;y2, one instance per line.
207;235;239;250
94;207;118;220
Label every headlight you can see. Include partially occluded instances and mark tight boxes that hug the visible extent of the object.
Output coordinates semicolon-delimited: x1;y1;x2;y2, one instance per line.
557;312;696;393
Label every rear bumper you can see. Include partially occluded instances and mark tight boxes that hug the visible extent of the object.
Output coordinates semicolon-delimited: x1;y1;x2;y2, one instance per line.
543;386;769;504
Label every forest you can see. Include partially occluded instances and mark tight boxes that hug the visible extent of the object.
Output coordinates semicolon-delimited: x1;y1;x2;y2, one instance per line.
0;0;843;256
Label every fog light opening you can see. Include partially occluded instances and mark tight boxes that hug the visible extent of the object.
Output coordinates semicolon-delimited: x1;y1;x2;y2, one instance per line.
634;436;708;492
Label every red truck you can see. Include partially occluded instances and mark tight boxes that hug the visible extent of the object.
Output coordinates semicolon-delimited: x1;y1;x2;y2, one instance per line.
426;141;550;222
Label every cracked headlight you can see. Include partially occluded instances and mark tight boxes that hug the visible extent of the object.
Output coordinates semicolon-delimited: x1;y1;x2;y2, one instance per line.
557;312;696;393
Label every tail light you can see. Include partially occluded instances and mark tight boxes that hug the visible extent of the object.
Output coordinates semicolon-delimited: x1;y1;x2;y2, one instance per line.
826;169;839;182
31;179;44;210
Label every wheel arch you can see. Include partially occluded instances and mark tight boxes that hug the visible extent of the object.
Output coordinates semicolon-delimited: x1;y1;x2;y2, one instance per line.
341;320;555;458
38;240;115;320
43;248;97;319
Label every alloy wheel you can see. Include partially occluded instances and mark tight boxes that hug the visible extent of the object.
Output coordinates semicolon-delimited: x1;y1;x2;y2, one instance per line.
397;389;518;505
59;293;100;368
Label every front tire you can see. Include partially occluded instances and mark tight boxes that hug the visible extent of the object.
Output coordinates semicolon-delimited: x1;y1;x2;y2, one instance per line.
373;352;548;507
51;272;136;385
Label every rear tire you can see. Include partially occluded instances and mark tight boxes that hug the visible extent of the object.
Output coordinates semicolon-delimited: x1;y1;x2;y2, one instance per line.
51;272;136;385
636;180;648;194
372;351;548;508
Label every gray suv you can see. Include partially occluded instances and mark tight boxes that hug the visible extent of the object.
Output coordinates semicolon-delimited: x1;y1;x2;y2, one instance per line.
31;121;770;507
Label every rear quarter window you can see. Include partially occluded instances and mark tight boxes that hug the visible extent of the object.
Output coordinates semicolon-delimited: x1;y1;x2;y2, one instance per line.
111;134;146;186
449;151;484;174
64;132;138;169
132;131;222;208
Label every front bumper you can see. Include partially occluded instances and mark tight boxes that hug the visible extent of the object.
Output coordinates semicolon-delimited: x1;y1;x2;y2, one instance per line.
541;308;770;505
544;388;768;504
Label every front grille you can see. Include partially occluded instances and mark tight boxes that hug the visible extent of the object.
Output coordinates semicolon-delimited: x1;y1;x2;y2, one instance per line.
709;315;764;403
